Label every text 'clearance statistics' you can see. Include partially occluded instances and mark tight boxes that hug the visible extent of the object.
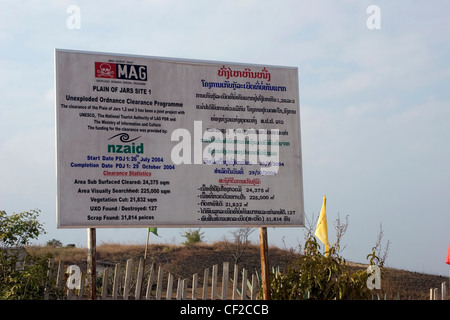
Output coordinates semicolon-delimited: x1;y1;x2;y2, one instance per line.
55;49;304;228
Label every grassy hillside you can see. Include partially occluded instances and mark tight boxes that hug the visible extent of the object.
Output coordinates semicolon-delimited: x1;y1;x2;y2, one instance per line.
27;241;449;300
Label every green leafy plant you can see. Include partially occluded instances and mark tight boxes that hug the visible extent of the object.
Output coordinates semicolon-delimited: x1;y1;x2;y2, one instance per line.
181;229;204;246
0;209;59;300
267;235;381;300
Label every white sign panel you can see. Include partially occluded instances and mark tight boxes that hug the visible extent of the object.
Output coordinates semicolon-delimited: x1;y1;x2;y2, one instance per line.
55;49;304;228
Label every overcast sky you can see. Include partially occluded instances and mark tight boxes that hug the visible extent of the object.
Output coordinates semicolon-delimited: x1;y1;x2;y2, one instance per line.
1;0;449;276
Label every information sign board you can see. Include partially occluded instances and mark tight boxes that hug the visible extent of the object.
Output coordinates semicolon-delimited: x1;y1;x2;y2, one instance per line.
55;49;304;228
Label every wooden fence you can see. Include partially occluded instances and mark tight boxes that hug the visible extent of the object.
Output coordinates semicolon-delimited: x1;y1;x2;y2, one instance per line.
45;258;260;300
44;258;449;300
429;282;447;300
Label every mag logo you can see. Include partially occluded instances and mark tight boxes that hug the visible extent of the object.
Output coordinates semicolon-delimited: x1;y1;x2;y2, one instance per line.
95;62;147;81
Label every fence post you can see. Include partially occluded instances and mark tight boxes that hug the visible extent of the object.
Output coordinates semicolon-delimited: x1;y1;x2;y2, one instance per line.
182;278;188;300
259;227;271;300
241;268;248;300
123;259;133;300
251;274;257;300
87;228;97;300
56;260;64;293
202;268;209;300
44;259;54;300
135;257;145;300
442;282;447;300
176;277;182;300
78;272;86;299
211;264;218;300
145;263;155;300
222;262;229;300
101;268;110;300
232;264;239;300
156;265;163;300
112;264;120;300
192;273;198;300
166;273;174;300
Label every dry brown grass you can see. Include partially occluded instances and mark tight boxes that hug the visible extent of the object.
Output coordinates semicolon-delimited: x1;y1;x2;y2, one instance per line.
26;245;86;263
26;241;449;300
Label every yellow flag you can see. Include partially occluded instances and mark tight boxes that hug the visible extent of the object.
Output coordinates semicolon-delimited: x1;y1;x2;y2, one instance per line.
315;195;329;256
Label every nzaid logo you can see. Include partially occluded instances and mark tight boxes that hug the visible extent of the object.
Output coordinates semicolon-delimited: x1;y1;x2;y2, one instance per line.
107;133;144;154
95;62;147;81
